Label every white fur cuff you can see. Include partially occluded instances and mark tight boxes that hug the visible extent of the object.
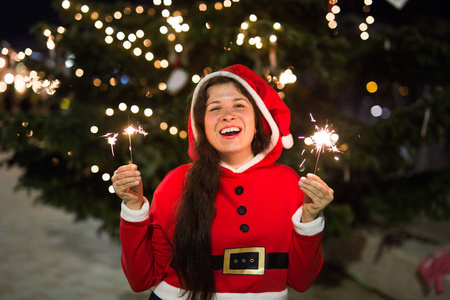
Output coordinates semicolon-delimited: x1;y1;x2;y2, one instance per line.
120;198;150;222
291;207;324;236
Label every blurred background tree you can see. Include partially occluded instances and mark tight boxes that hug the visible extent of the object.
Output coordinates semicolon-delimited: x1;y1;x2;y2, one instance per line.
0;0;449;236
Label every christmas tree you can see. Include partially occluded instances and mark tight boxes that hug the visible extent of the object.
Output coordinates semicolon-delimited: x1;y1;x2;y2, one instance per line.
1;0;449;236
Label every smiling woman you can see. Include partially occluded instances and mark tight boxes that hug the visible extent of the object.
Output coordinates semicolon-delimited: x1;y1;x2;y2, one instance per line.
112;64;335;300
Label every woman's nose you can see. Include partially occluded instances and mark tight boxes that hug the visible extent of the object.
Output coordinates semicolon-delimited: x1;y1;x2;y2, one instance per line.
221;112;235;121
221;107;235;121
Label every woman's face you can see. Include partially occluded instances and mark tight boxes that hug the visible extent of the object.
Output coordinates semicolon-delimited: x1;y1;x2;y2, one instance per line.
204;82;256;167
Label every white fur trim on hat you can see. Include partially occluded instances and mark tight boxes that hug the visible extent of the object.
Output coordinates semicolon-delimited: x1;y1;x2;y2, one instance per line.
281;133;294;149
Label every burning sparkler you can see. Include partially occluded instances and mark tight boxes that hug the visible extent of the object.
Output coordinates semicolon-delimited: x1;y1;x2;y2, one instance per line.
299;114;341;174
101;133;118;156
123;124;148;163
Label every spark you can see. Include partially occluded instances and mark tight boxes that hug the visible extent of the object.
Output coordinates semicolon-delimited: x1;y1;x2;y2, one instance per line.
300;114;341;174
101;133;118;156
123;124;148;163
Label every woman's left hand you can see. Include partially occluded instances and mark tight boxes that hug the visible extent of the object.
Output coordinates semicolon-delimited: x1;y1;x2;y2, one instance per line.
298;173;334;223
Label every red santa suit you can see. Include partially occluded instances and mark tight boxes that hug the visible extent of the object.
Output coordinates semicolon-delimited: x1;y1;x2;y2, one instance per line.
120;65;324;300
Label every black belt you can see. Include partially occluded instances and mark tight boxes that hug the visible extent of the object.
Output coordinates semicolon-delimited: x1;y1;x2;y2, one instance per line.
212;247;288;275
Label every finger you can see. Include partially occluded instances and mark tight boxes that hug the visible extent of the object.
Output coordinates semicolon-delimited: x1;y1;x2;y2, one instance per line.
299;177;327;198
112;169;141;183
114;164;138;175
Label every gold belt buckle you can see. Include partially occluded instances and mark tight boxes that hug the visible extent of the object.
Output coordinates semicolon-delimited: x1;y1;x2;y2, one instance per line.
223;247;265;275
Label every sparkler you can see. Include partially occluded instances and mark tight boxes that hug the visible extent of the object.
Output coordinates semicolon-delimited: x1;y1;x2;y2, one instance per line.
101;133;118;156
299;114;340;174
123;124;148;163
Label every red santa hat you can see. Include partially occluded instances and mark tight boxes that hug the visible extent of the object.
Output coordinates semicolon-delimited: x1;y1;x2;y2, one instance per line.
189;64;293;160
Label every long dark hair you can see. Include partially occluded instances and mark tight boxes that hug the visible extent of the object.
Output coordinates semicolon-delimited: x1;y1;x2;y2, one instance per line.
171;76;270;300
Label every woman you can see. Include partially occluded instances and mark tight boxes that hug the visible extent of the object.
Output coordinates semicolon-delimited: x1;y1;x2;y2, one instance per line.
112;64;334;300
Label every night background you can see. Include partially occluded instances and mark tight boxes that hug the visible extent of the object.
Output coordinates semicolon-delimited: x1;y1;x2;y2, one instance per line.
0;0;449;299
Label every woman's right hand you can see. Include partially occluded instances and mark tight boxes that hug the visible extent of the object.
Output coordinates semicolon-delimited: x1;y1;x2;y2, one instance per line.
111;164;144;210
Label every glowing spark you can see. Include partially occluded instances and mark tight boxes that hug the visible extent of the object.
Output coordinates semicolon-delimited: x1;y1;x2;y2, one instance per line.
101;133;118;156
300;114;341;174
123;124;148;163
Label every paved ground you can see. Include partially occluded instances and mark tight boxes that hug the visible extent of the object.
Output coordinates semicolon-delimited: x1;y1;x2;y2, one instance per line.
0;152;387;300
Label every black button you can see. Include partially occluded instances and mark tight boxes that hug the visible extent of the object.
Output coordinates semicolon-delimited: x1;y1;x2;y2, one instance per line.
240;224;249;233
235;186;244;195
238;206;247;215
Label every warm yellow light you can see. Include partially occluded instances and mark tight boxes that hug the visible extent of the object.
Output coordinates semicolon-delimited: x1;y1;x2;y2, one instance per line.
215;2;223;10
90;12;99;20
161;9;170;17
116;32;125;40
360;31;369;40
75;13;82;20
359;23;368;31
304;137;313;145
144;108;153;117
118;103;127;111
179;130;188;139
133;48;142;56
249;14;257;22
56;27;66;35
105;36;113;44
328;20;337;29
62;0;70;9
224;0;232;7
106;108;114;116
331;5;340;14
175;44;183;52
160;122;168;130
169;126;178;135
160;26;168;34
192;75;201;83
143;39;152;47
326;13;335;21
0;82;7;92
4;73;14;84
123;41;132;49
366;81;378;93
241;22;249;30
0;57;6;68
158;82;167;90
199;3;207;11
90;126;99;134
79;5;88;13
168;34;176;41
43;29;51;37
145;52;154;61
114;11;122;19
105;26;114;35
136;30;144;38
110;78;117;86
161;59;169;68
93;78;102;87
128;33;137;42
75;69;84;77
366;16;375;24
273;22;281;30
136;6;144;14
91;165;99;173
131;105;139;114
102;173;110;181
95;20;103;29
269;35;277;43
